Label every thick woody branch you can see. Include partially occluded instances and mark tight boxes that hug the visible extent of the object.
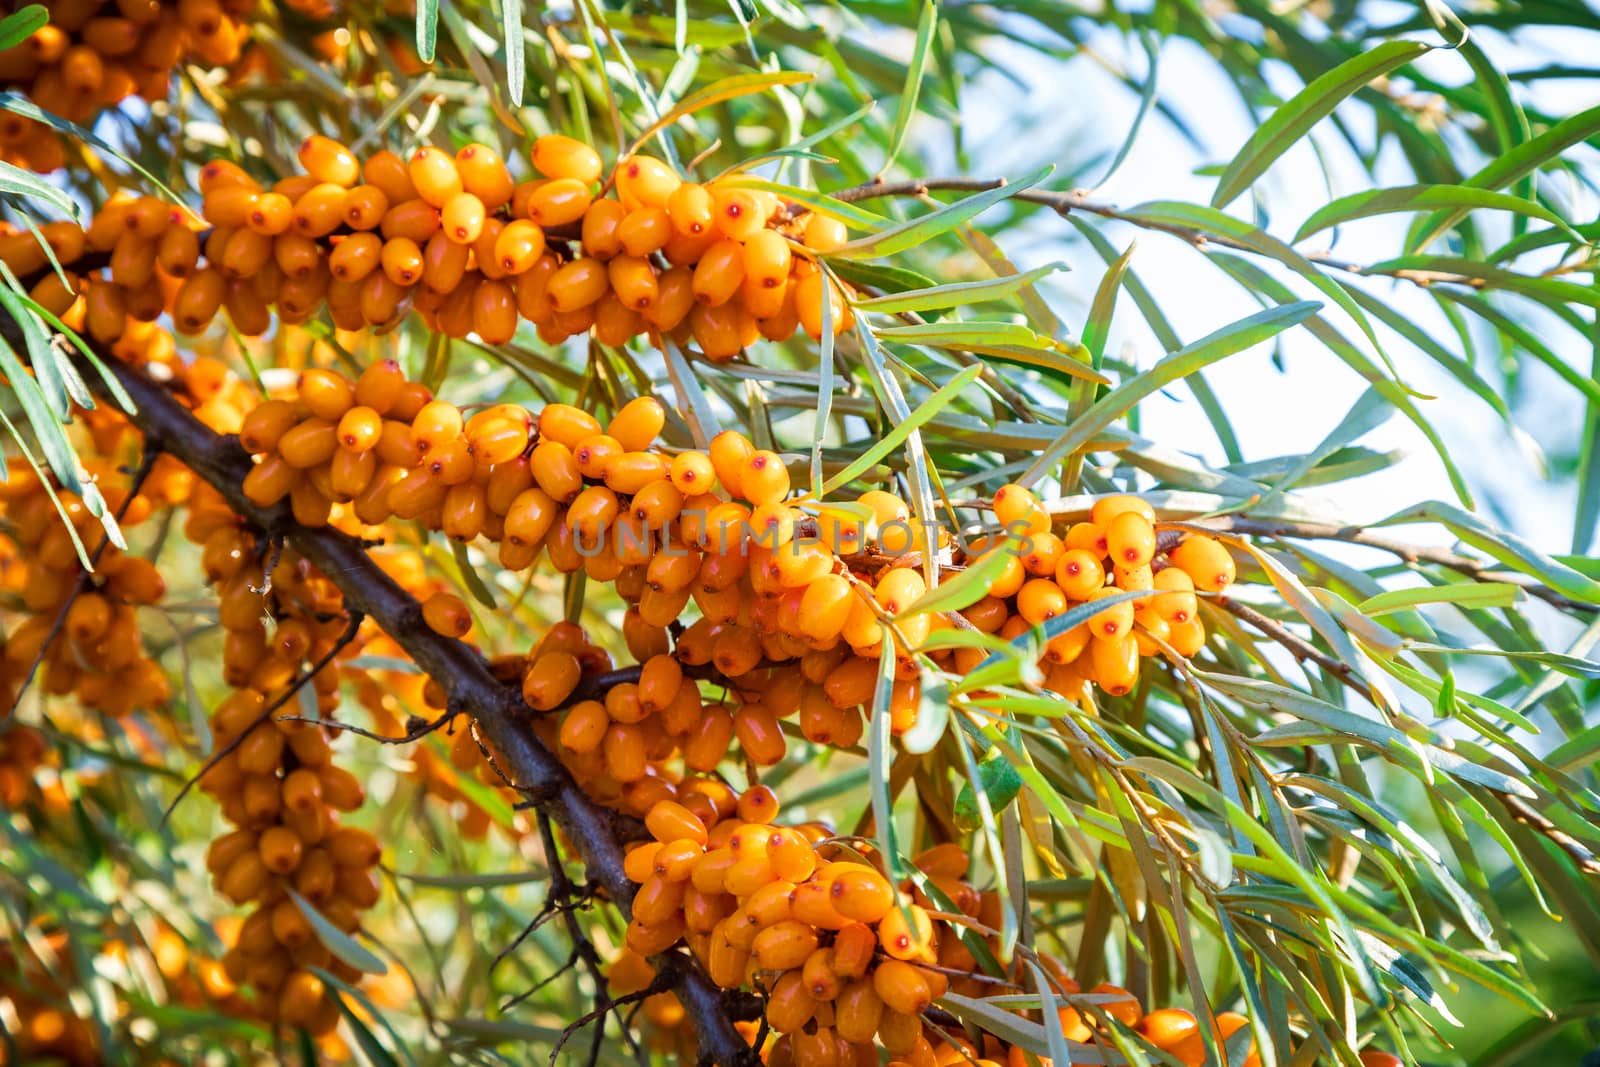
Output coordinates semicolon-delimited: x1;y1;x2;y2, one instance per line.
30;343;757;1067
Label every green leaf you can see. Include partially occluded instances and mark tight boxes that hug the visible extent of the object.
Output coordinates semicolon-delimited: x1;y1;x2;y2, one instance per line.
1358;583;1522;615
448;540;497;609
1294;184;1576;243
939;993;1049;1056
901;670;948;755
852;262;1066;313
874;320;1104;383
1212;39;1431;208
955;752;1024;831
884;0;938;172
901;544;1015;618
1364;255;1600;310
501;0;524;105
0;6;47;50
1016;301;1319;485
415;0;438;61
1377;501;1600;605
820;363;982;494
0;159;81;222
1409;103;1600;251
626;71;814;157
867;634;902;879
287;890;388;976
826;164;1053;260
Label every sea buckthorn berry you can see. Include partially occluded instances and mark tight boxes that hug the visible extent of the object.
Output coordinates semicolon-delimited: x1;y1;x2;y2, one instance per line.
710;186;766;241
381;237;424;285
646;800;708;847
752;919;819;972
527;178;593;226
560;700;608;754
992;483;1038;528
667;182;714;236
803;213;849;252
829;865;894;923
532;134;602;184
455;143;513;207
547;257;609;312
473;279;518;343
1152;566;1197;623
330;231;382;281
523;651;582;710
299;135;359;187
422;593;471;637
441;191;485;244
412;399;464;453
873;959;932;1016
298;368;354;420
464;404;532;465
1139;1008;1199;1049
607;255;658;311
342;185;390;230
741;451;789;506
616;155;680;209
408;146;463;207
1017;578;1069;625
692;239;744;307
1055;548;1106;600
878;902;935;960
708;431;753;498
1106;510;1156;568
493;219;546;275
1091;634;1139;696
1086;586;1136;639
794;271;846;340
1171;534;1235;592
336;406;383;453
1358;1054;1403;1067
246;191;292;234
669;451;716;496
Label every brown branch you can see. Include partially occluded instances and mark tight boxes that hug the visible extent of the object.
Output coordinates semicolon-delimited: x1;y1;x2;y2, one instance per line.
1182;515;1598;615
1213;595;1366;698
28;343;758;1067
827;177;1485;288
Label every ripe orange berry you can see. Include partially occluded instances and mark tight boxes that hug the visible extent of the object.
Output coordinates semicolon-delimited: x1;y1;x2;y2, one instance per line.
1055;548;1106;600
299;135;360;187
830;865;895;923
1086;586;1134;639
877;902;934;960
667;182;714;237
1358;1054;1404;1067
1171;534;1235;592
741;450;789;506
532;134;602;184
1139;1008;1199;1049
1106;510;1156;568
523;651;582;710
1017;578;1068;625
408;146;463;207
421;592;471;637
527;178;593;226
1091;983;1142;1026
616;155;680;209
803;213;849;252
441;191;486;244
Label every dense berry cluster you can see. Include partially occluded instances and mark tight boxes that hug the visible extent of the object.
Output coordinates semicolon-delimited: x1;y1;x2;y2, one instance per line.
0;0;251;171
0;455;174;718
2;133;856;358
184;479;382;1036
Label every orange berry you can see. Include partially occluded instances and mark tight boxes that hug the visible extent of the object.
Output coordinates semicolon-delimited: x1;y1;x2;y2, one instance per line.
408;146;463;207
532;134;602;184
1171;534;1235;592
299;135;359;187
422;593;471;637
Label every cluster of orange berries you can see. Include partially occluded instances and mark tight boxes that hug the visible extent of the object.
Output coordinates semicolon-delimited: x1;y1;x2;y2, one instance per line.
0;457;173;718
0;0;250;171
615;785;985;1064
976;484;1235;698
182;480;382;1035
6;132;857;358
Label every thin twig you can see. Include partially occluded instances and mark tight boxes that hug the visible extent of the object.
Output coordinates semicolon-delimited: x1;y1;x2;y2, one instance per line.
160;611;363;827
1213;596;1367;698
12;446;162;707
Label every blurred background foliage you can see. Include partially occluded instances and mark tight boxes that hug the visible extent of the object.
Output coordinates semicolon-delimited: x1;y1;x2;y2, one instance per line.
2;0;1600;1064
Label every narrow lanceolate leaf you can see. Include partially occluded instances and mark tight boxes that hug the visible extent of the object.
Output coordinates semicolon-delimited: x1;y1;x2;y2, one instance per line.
1212;39;1431;209
288;891;388;975
0;6;47;50
1293;184;1576;243
1409;103;1600;251
1377;501;1600;605
820;363;982;494
626;71;814;156
874;321;1104;383
852;262;1066;313
415;0;437;60
0;159;81;221
1364;256;1600;310
1017;301;1319;485
826;164;1053;260
901;545;1015;618
501;0;524;105
884;0;938;173
1358;583;1522;616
